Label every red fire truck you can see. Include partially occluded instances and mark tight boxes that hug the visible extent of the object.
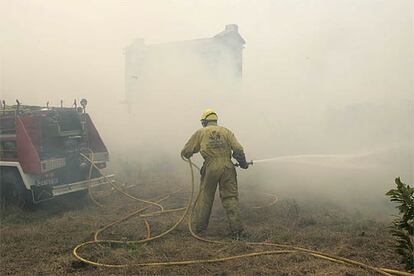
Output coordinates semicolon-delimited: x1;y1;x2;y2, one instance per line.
0;100;111;207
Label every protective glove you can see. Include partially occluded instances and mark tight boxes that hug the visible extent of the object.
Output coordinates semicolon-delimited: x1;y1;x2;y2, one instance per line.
233;150;249;169
239;162;249;169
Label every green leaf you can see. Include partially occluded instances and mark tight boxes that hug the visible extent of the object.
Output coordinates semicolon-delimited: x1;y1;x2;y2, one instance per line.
387;177;414;271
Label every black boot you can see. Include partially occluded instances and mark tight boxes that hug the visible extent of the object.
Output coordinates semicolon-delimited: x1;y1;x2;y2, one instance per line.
231;230;250;241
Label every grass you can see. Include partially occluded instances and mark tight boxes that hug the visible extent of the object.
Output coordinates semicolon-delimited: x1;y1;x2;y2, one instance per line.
0;172;406;275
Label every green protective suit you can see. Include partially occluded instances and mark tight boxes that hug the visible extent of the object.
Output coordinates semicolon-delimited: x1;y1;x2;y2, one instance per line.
181;121;247;234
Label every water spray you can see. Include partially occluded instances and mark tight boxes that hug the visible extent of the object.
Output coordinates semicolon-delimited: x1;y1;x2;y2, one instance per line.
235;152;379;169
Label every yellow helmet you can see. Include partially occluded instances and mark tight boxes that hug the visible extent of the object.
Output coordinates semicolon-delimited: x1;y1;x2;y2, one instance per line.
200;108;218;121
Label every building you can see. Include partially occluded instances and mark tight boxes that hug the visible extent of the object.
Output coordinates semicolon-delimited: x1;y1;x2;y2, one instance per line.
124;24;246;109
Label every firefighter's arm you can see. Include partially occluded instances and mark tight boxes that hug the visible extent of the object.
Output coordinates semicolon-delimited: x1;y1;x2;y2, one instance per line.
181;131;201;159
227;130;249;169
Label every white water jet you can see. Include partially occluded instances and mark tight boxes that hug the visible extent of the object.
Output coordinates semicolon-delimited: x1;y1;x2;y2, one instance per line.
251;151;382;170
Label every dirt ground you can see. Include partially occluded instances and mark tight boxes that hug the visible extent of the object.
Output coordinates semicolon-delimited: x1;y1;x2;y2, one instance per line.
0;172;405;275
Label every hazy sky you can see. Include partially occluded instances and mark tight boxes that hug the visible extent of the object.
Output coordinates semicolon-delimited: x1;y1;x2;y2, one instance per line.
1;0;413;107
0;0;413;160
1;0;413;208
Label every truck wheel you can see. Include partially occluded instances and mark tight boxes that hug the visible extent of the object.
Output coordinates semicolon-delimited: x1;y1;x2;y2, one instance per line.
0;167;34;209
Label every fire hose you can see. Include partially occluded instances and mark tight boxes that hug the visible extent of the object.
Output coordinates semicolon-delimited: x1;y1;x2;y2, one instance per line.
72;153;412;275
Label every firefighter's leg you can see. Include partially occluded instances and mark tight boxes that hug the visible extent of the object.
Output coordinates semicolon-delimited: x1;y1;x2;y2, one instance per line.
193;166;220;233
218;166;243;234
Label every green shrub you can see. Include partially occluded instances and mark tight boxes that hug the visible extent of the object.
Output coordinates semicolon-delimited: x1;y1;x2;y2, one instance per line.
386;177;414;272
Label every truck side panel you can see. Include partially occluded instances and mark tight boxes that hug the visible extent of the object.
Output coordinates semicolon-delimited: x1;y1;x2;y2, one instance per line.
16;117;42;173
86;114;108;154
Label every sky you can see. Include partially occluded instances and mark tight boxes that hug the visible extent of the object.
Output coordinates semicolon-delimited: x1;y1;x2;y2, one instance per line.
1;0;412;106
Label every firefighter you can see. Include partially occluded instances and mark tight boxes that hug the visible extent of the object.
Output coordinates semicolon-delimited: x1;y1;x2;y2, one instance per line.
181;109;249;239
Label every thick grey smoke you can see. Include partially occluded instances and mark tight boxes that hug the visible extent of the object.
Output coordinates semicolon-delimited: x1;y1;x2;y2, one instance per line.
1;0;413;214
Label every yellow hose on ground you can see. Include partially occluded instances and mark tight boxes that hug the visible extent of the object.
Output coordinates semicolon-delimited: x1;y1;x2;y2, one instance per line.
80;153;165;211
84;149;103;207
72;155;412;276
93;196;170;241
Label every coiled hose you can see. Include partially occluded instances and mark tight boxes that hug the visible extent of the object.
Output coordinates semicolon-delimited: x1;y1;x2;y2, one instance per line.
72;155;412;276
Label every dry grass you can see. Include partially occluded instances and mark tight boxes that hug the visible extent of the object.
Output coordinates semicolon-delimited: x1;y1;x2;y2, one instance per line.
0;172;405;275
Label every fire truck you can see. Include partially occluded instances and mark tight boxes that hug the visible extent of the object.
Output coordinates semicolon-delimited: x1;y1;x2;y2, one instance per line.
0;99;111;207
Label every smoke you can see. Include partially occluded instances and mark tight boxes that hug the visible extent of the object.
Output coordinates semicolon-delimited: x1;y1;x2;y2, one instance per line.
1;0;413;214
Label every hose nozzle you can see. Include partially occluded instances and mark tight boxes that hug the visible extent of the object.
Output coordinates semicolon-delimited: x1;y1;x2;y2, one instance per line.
234;160;253;167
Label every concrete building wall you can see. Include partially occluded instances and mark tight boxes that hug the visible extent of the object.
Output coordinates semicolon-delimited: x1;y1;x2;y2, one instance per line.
124;24;245;108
